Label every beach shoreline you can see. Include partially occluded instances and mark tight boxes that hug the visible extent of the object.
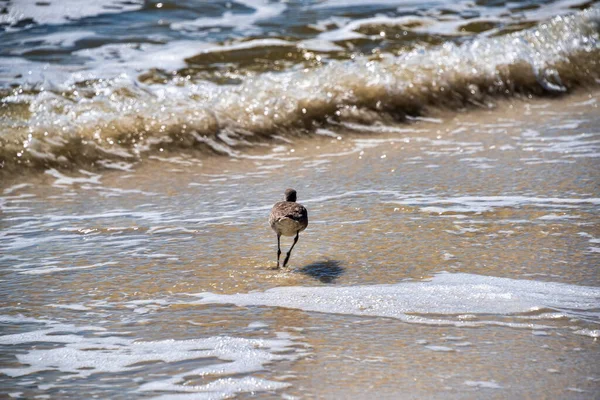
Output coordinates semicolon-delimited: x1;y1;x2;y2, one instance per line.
1;1;599;398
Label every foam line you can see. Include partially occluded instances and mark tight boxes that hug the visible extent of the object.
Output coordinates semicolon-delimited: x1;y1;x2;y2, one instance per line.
192;272;600;329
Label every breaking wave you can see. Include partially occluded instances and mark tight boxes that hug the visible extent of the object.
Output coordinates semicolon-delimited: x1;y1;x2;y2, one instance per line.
1;7;599;176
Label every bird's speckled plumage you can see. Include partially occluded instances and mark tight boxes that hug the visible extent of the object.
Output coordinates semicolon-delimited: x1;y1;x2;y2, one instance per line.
269;188;308;268
269;201;308;236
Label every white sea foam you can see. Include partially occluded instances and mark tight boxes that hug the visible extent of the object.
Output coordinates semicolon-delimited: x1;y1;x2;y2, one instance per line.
3;184;33;195
537;213;581;221
0;0;143;29
72;36;337;80
95;160;135;171
388;195;600;214
148;377;290;400
191;273;600;330
248;321;269;329
45;168;102;187
312;0;438;9
0;318;305;397
424;345;454;352
464;380;503;389
4;31;97;55
0;314;50;324
573;329;600;338
1;234;78;252
171;0;286;34
519;131;600;157
71;41;216;79
318;15;437;41
47;304;91;311
18;261;118;275
315;0;592;39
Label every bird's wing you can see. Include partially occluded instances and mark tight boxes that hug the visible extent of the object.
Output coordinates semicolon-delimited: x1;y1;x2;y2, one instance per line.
270;202;307;221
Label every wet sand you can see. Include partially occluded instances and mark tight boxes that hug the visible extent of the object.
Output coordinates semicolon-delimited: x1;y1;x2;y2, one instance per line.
1;90;599;398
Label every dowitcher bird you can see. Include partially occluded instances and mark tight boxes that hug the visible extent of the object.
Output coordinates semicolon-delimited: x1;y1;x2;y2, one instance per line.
269;188;308;268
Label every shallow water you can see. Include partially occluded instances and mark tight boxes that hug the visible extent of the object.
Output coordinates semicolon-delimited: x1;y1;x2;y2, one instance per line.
1;1;600;399
2;89;599;398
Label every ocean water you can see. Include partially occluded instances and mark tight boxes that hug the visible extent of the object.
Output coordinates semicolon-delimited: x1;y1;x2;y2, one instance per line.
1;0;600;399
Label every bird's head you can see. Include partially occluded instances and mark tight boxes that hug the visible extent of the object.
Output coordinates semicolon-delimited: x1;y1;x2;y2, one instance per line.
284;188;297;202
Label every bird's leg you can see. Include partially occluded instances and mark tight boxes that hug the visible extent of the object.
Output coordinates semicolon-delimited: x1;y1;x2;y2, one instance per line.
282;232;299;268
276;234;282;269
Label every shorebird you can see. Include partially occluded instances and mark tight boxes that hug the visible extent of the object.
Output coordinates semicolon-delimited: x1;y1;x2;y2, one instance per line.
269;188;308;268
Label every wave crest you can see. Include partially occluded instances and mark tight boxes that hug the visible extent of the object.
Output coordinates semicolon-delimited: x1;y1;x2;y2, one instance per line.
1;7;599;175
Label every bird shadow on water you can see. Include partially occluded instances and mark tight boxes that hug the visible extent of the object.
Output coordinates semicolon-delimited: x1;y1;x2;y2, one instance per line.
296;260;345;283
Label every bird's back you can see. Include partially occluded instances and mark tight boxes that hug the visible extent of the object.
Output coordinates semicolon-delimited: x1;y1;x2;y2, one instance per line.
269;201;308;236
